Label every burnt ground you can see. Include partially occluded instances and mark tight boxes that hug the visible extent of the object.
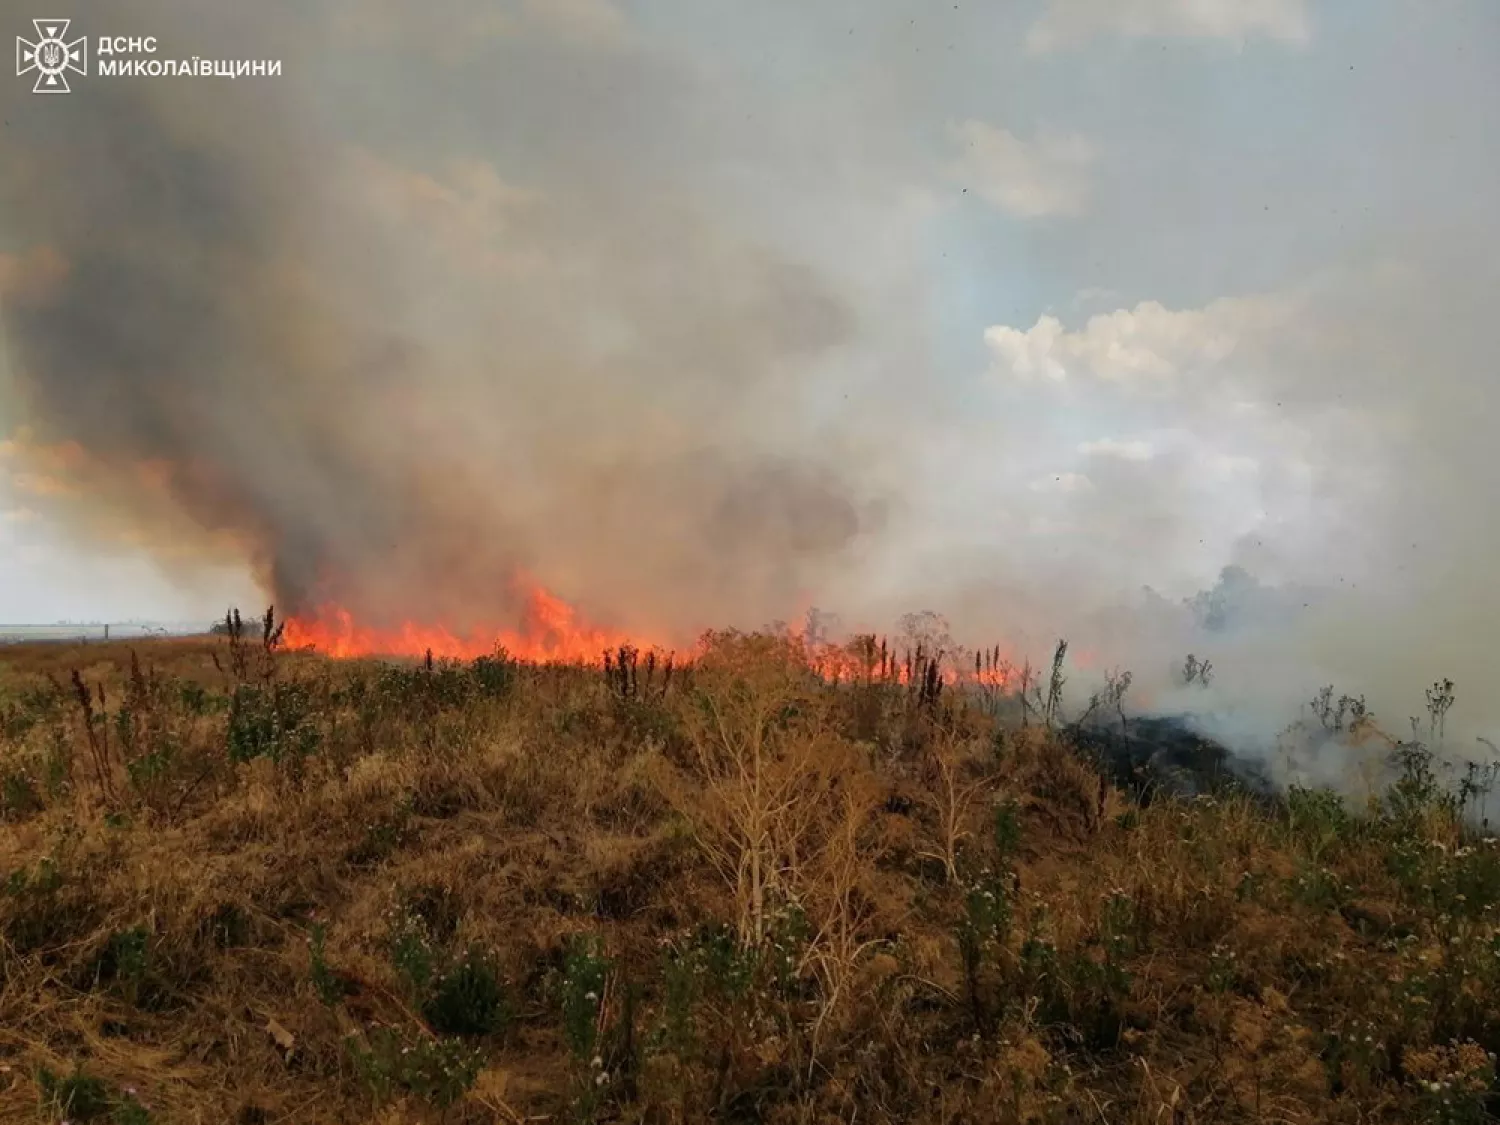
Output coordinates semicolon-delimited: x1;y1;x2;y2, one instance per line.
1068;714;1276;803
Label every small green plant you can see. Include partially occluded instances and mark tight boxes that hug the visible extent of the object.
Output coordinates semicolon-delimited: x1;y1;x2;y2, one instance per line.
1099;888;1138;965
557;934;620;1120
693;923;756;1001
37;1064;111;1120
1235;869;1265;902
226;681;320;764
469;652;517;699
1;767;44;820
1058;889;1136;1047
657;942;699;1056
346;796;414;867
5;855;62;898
1206;943;1240;994
388;905;439;1000
1290;861;1348;911
423;947;510;1037
99;925;151;1006
202;903;250;949
114;653;176;800
558;936;639;1122
1382;733;1463;830
346;1028;484;1108
35;1064;148;1122
561;935;612;1063
1018;928;1061;1014
1442;842;1500;918
650;923;759;1064
1323;1018;1388;1094
3;856;81;954
308;922;347;1007
177;680;214;716
1286;785;1354;859
993;797;1022;863
762;899;812;999
112;1092;153;1125
957;866;1012;1035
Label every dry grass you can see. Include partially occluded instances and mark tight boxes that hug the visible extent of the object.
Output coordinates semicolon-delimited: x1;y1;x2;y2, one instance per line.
0;625;1497;1124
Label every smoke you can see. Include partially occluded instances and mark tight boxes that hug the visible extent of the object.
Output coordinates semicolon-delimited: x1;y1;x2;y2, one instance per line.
0;0;928;638
2;0;1499;768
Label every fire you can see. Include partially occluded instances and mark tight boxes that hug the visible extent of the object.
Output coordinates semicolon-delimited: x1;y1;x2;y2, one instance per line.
283;577;1023;694
282;581;666;663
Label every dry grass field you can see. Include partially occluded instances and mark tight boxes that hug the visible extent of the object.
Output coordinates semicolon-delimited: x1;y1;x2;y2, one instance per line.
0;614;1497;1124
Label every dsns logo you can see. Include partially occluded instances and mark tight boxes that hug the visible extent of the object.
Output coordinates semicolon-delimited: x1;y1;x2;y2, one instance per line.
16;18;87;93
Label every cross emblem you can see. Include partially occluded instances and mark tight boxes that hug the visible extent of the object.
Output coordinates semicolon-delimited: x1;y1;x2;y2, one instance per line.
16;19;87;94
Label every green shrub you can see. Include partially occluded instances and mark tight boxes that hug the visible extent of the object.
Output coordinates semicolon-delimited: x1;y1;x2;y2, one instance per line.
423;947;510;1037
37;1064;111;1120
226;682;320;763
346;1029;484;1108
561;935;612;1062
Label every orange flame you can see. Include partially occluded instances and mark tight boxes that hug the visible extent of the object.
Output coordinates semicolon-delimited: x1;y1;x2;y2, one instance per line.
284;579;1023;694
283;581;666;663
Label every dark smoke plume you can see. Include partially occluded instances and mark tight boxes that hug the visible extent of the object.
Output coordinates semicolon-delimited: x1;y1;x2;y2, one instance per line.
0;0;902;638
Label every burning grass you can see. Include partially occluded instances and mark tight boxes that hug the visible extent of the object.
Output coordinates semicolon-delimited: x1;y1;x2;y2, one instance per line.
1;614;1498;1123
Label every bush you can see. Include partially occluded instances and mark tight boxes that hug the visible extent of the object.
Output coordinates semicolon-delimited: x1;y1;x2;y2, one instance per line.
423;947;510;1037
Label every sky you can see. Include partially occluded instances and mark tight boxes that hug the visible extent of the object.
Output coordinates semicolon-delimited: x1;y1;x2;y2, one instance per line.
0;0;1498;745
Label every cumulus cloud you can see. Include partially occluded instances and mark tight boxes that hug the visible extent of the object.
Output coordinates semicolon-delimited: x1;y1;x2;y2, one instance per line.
949;121;1095;219
978;285;1384;580
1027;0;1314;53
984;296;1291;385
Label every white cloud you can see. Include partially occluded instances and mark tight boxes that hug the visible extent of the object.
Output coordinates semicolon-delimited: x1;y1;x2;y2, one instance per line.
1079;438;1155;461
984;296;1289;384
953;278;1403;617
1027;0;1313;53
949;121;1095;219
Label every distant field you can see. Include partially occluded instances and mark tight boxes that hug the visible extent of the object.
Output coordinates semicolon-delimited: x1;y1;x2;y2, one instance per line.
0;622;208;644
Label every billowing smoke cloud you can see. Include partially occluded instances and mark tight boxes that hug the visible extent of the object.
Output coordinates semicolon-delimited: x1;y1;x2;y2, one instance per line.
0;0;929;638
3;0;1499;772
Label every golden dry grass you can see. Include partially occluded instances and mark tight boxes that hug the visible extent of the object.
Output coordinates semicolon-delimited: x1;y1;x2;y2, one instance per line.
0;629;1497;1124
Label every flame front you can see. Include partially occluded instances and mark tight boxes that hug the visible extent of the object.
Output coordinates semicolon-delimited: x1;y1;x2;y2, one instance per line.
283;581;665;663
283;578;1023;694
